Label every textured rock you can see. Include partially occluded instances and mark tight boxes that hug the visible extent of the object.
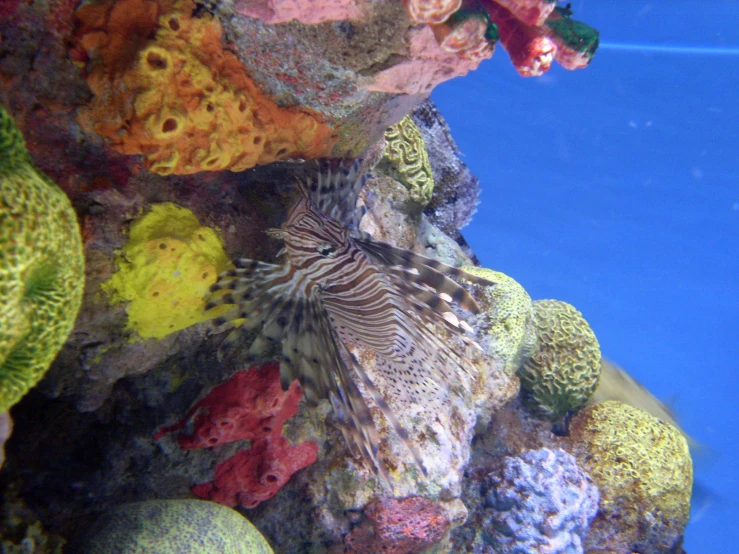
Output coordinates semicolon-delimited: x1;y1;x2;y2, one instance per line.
412;100;481;236
483;448;599;554
567;401;693;553
519;299;601;420
79;499;274;553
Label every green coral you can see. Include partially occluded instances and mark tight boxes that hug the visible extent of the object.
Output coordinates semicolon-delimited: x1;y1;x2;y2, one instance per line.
381;115;435;207
0;104;85;413
79;499;274;554
461;267;536;378
519;299;600;420
102;203;230;340
569;401;693;549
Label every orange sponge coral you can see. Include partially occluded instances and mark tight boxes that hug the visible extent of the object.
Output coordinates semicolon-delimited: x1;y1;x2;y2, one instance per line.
74;0;335;175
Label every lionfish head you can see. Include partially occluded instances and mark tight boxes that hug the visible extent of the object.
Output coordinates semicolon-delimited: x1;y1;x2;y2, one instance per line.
279;189;350;272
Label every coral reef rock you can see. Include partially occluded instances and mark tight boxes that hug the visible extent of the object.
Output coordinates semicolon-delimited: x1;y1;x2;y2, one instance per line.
482;447;600;554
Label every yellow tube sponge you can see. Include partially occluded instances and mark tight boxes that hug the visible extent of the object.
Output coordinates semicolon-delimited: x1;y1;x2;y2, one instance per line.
568;401;693;550
0;105;85;412
103;203;229;340
519;299;601;420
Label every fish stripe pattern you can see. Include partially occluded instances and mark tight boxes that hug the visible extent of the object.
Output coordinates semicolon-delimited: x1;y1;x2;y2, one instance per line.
206;159;494;481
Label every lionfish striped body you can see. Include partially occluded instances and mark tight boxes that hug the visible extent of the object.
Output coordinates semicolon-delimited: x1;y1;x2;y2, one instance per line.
206;160;493;480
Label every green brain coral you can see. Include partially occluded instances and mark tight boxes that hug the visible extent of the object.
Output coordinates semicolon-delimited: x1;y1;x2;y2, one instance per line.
568;401;693;550
80;499;273;554
519;299;600;420
102;202;230;340
0;105;84;413
381;115;434;207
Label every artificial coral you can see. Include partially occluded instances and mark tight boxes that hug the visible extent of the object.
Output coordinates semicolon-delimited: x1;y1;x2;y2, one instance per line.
155;362;318;508
102;203;230;340
73;0;336;175
79;499;274;553
0;105;84;413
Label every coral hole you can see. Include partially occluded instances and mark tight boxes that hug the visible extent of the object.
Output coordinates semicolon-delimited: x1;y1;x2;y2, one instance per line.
206;103;214;113
253;136;262;145
238;101;247;112
276;148;287;157
168;17;179;31
264;474;279;484
146;51;168;70
159;243;167;249
161;118;178;133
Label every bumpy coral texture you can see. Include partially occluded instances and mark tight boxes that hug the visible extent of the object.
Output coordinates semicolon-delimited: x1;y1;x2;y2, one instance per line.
492;0;557;27
431;10;496;62
74;0;335;175
0;105;84;413
568;401;693;553
381;115;435;207
234;0;365;24
485;0;556;77
484;448;599;554
544;8;600;70
519;299;601;420
344;496;450;554
79;499;273;553
461;267;536;379
156;362;318;509
403;0;462;24
102;203;230;340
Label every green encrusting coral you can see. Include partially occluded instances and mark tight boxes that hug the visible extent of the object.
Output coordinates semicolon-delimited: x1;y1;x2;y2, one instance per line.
0;105;85;413
519;299;601;420
79;499;273;553
102;203;230;340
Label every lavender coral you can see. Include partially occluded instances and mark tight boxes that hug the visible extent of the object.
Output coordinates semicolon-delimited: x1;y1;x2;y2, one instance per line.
483;448;600;554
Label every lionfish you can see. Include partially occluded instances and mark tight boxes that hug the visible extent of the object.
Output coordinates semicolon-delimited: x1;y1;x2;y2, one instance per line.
205;160;493;481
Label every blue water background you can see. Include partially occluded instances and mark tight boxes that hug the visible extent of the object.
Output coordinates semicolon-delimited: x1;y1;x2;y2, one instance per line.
432;2;739;551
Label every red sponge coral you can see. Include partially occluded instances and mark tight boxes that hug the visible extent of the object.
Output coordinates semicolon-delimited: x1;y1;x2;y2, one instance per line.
155;362;317;508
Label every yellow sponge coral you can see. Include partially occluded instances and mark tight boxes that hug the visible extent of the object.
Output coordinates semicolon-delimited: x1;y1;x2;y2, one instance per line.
381;115;435;207
103;203;229;340
519;299;601;420
0;105;85;412
75;0;336;175
568;401;693;550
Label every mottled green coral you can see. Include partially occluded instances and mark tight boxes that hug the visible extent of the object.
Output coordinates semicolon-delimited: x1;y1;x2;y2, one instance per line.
461;267;536;378
102;203;230;340
80;499;273;554
0;105;84;413
568;401;693;550
382;115;434;206
519;299;600;420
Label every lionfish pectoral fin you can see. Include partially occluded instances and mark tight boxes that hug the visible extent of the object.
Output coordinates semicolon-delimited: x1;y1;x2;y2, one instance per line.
354;237;485;314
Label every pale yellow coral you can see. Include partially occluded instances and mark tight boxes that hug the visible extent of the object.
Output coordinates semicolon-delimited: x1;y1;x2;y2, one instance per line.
568;401;693;550
381;115;435;207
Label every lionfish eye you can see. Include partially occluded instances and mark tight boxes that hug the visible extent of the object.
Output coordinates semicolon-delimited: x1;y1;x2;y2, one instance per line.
317;244;338;258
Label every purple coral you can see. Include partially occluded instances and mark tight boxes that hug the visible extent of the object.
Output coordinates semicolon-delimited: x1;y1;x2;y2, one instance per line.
483;448;599;554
